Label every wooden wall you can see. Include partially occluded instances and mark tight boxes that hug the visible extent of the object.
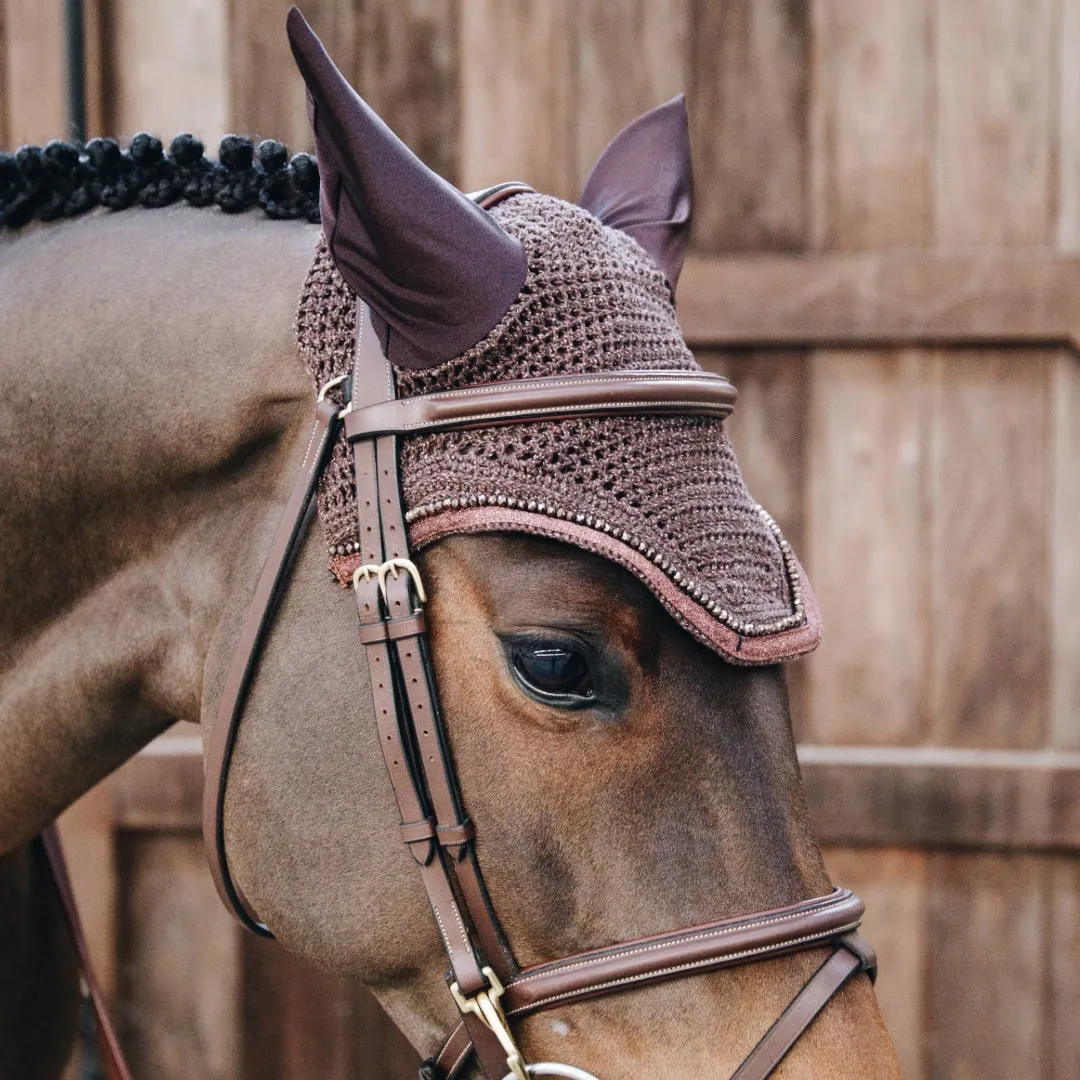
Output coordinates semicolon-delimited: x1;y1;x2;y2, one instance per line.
3;2;1079;1078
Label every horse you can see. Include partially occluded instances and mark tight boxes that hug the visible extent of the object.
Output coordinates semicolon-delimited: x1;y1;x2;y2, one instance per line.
0;9;902;1078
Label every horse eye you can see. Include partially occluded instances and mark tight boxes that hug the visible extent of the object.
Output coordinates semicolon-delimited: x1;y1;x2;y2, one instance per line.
510;642;595;707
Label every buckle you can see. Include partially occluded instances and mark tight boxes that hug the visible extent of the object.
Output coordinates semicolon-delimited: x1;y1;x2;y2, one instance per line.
352;558;427;608
450;967;528;1080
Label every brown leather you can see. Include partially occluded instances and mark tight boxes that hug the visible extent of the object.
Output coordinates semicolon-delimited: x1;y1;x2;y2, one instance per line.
41;826;135;1080
729;937;870;1080
343;369;736;441
202;395;343;937
433;889;872;1078
199;292;878;1080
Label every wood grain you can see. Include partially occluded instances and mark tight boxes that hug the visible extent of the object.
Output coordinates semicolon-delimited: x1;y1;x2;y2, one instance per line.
1052;353;1080;749
802;350;927;745
800;746;1080;851
56;784;117;997
1050;859;1080;1080
241;938;418;1079
3;0;66;145
823;847;926;1080
677;250;1080;350
808;0;932;251
573;0;689;193
353;0;459;184
227;0;358;153
688;0;808;253
934;0;1056;246
1057;0;1080;253
104;0;228;145
926;853;1046;1079
116;834;241;1080
459;0;577;198
926;350;1051;748
0;0;8;147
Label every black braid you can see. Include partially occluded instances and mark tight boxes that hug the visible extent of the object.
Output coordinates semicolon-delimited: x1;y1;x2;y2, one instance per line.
0;132;321;229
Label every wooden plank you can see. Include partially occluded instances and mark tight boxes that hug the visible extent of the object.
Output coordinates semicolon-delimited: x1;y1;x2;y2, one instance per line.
934;0;1056;246
111;735;203;829
1052;354;1080;749
926;853;1046;1078
1050;859;1080;1079
801;351;927;745
353;0;459;184
3;0;66;146
0;0;8;147
676;250;1080;350
574;0;689;192
56;783;117;997
228;0;359;154
800;746;1080;851
926;350;1051;748
823;848;927;1080
117;834;241;1080
459;0;576;198
241;937;417;1079
106;0;228;147
808;0;932;251
112;741;1080;851
688;0;808;253
1057;0;1080;253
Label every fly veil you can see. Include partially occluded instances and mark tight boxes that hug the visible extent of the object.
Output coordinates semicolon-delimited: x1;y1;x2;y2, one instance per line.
204;10;875;1080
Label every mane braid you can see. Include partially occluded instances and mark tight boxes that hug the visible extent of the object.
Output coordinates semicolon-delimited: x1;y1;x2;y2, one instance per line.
0;132;322;229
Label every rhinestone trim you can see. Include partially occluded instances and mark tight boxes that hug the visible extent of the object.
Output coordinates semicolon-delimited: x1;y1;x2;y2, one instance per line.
405;495;805;637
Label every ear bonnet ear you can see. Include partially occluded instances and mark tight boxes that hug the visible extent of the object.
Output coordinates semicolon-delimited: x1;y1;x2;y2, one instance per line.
285;7;527;370
578;95;693;291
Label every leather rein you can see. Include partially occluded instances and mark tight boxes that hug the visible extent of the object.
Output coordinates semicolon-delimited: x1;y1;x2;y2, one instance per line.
41;185;873;1080
199;188;877;1080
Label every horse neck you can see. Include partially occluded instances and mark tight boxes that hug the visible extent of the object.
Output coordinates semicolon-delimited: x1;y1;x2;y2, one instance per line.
0;207;319;849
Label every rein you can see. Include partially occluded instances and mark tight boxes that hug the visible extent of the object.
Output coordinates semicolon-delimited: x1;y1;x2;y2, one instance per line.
201;189;877;1080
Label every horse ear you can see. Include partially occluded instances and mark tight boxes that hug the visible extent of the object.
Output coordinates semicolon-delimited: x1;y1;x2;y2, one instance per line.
286;8;527;370
578;95;693;291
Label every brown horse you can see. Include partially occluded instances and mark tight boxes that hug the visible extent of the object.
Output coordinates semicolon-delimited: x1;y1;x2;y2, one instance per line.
0;21;902;1080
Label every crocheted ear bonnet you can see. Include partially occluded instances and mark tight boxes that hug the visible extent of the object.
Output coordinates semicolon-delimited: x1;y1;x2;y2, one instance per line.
288;15;821;665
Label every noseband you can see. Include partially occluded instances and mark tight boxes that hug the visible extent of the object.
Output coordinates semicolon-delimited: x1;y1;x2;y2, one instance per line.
203;186;876;1080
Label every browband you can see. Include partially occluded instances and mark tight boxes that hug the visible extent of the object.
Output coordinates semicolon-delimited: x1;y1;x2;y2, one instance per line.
342;370;736;439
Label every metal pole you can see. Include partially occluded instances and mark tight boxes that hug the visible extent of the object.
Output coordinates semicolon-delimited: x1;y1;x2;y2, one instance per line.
65;0;86;142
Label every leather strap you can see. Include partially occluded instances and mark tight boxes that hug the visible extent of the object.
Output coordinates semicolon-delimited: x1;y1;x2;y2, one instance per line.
203;394;342;936
343;370;736;440
432;888;870;1078
40;826;135;1080
729;935;874;1080
350;310;514;1078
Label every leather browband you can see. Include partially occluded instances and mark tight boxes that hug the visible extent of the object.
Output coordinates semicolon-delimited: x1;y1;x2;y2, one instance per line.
343;370;736;440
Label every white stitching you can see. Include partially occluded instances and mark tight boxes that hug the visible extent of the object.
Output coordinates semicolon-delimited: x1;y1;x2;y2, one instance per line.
508;893;851;985
508;922;862;1015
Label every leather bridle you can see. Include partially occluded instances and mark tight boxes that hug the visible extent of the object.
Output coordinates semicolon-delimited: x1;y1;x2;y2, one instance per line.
200;186;877;1080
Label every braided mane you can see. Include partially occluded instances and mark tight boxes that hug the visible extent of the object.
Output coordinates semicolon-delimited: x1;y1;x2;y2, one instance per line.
0;132;322;229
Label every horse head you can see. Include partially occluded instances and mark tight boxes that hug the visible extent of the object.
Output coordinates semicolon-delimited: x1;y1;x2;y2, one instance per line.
203;11;901;1079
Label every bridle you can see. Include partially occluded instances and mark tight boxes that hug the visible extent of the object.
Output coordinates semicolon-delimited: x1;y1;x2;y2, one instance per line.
201;185;878;1080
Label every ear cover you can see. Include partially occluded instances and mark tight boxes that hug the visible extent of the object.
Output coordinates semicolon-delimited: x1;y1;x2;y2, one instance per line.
578;95;693;291
285;7;528;370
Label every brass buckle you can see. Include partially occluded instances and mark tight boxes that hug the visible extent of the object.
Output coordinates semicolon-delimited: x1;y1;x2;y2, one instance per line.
351;563;382;590
450;967;529;1080
377;557;427;605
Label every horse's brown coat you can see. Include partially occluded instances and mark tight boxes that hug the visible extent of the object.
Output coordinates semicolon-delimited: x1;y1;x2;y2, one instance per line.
0;207;900;1077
